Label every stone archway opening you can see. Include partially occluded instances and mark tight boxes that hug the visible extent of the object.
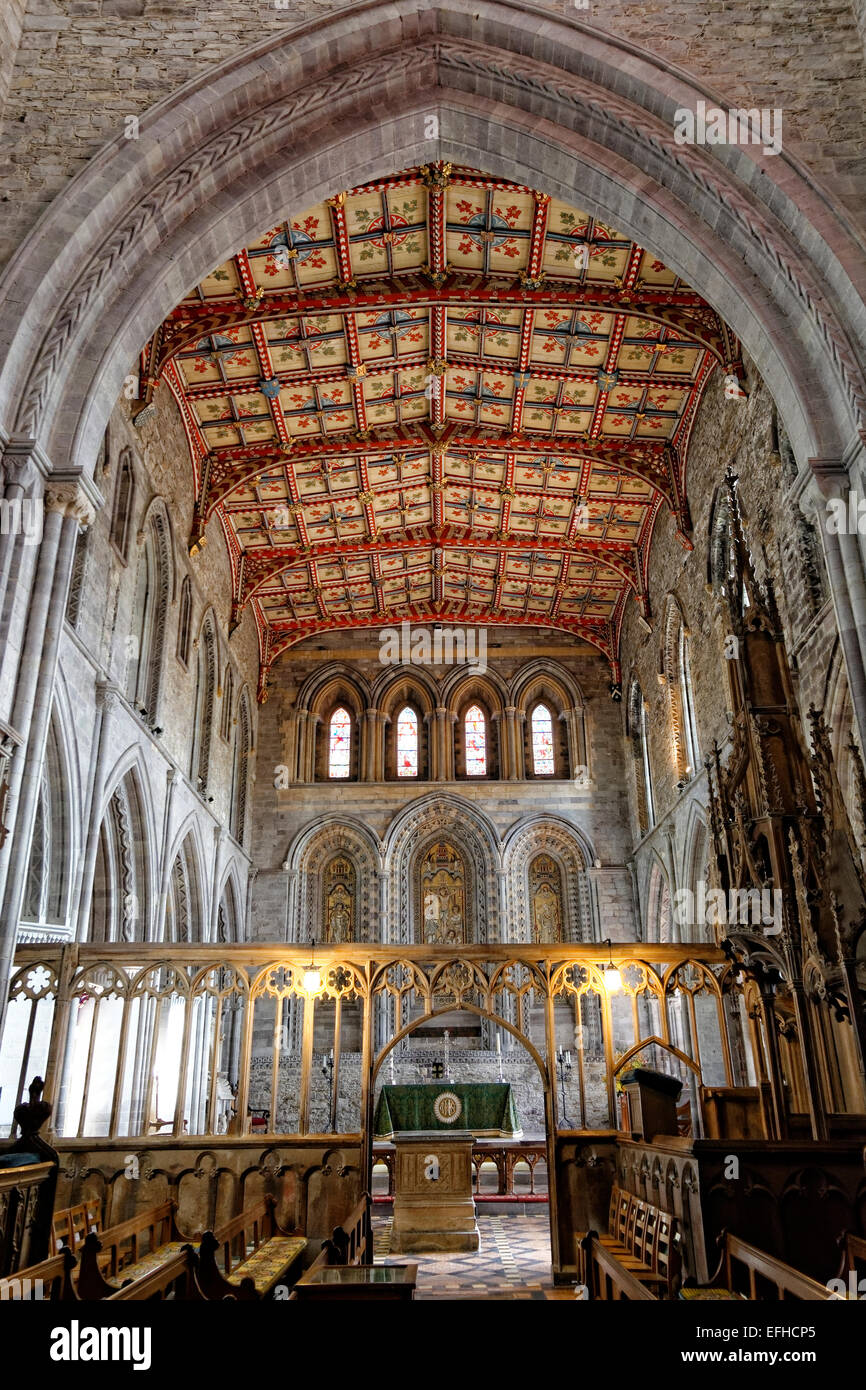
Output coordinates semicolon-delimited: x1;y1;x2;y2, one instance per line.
370;1002;556;1291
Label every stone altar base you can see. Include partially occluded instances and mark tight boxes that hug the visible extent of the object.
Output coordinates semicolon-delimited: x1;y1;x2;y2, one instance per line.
390;1132;480;1253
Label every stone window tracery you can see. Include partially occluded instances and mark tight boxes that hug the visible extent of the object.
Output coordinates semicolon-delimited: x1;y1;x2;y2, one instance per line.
464;704;487;777
531;703;555;776
396;706;418;778
328;707;352;779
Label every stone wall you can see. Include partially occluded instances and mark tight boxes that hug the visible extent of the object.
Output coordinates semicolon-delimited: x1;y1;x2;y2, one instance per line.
0;0;864;273
618;361;843;939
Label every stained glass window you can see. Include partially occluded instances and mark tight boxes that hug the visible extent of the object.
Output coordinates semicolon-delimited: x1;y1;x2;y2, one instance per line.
397;706;418;778
464;704;487;776
328;706;351;779
531;703;555;775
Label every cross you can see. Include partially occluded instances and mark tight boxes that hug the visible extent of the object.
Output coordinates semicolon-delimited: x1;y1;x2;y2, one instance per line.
431;1061;445;1080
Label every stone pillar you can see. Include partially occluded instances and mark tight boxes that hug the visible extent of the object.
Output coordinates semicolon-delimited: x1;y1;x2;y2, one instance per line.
434;706;448;781
424;711;436;780
0;444;42;635
0;480;96;1045
503;706;518;779
364;707;377;781
305;714;321;782
376;711;389;780
72;681;120;941
294;710;307;782
155;768;181;942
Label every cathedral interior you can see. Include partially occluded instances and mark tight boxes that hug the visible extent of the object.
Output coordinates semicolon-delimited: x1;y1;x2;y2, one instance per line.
0;0;865;1331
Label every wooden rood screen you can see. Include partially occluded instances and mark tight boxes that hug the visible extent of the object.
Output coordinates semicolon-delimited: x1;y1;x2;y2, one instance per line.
1;943;740;1143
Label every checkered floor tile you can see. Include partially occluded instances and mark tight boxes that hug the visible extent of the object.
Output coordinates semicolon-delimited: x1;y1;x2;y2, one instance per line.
375;1211;558;1300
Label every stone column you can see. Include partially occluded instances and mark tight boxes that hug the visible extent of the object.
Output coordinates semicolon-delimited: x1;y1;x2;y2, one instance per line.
503;706;518;779
293;710;307;782
0;481;95;1044
0;444;42;635
305;714;321;782
424;711;436;780
155;768;181;942
364;707;377;781
72;681;120;940
376;711;389;780
434;706;448;781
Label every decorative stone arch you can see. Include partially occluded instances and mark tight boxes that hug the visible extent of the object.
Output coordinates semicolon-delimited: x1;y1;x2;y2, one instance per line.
300;667;369;784
231;686;254;847
627;677;653;837
162;814;209;943
643;853;674;944
383;793;501;946
215;861;246;944
502;816;593;945
191;609;218;791
285;816;381;945
512;660;587;781
448;672;506;781
126;497;174;723
90;757;155;943
21;702;77;934
376;670;437;782
681;805;711;944
661;594;699;786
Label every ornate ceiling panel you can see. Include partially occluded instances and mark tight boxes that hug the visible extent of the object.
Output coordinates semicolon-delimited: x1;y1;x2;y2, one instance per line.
142;164;742;699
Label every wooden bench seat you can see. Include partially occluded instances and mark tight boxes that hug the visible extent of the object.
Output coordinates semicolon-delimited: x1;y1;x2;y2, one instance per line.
104;1245;199;1302
195;1196;307;1300
76;1201;189;1299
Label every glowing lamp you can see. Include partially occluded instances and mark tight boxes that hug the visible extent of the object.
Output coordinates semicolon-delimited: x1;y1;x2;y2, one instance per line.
302;940;324;997
602;940;622;993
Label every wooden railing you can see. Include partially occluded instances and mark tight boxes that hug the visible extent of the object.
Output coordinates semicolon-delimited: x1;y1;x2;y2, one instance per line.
0;1161;56;1276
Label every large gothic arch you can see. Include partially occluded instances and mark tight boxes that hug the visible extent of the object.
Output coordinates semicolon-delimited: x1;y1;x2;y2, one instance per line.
502;815;595;945
383;793;501;945
284;816;382;945
0;1;861;499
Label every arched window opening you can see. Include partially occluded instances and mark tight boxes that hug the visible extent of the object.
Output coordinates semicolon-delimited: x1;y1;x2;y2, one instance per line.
328;707;352;779
192;618;217;790
221;668;234;742
531;703;555;776
110;448;135;560
231;691;253;845
396;706;418;778
176;576;192;667
679;625;700;776
126;508;171;721
464;704;487;777
628;681;654;836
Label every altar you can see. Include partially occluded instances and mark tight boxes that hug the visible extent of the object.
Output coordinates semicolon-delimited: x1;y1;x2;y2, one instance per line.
373;1082;522;1139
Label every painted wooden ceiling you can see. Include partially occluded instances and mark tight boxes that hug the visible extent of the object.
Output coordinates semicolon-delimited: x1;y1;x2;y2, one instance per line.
141;164;742;700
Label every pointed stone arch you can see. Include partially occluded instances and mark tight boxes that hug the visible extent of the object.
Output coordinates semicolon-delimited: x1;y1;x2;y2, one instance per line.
503;815;594;945
285;816;381;945
384;793;501;946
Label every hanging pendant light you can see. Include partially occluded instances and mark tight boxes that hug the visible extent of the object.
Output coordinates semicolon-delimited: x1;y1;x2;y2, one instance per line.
302;939;324;997
602;939;622;993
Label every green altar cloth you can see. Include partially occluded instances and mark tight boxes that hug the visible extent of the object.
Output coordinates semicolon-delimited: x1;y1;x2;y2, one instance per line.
374;1083;522;1138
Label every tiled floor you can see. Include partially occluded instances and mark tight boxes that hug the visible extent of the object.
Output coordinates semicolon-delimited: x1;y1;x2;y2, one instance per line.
375;1210;569;1300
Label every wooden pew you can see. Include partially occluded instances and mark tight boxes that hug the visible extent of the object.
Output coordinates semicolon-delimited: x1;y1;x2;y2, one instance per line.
581;1238;658;1301
194;1196;307;1300
690;1231;836;1301
0;1245;79;1301
76;1201;190;1299
576;1184;680;1298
